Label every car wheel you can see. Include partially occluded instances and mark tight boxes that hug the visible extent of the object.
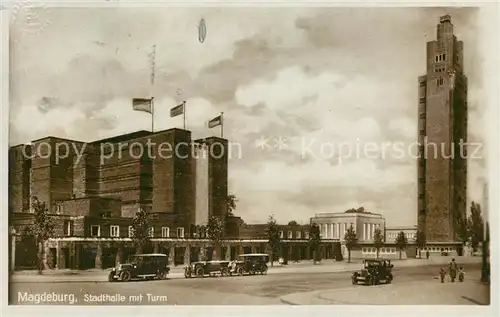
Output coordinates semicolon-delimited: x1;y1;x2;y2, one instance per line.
352;276;357;285
120;271;131;282
157;270;166;280
108;272;115;282
249;269;256;275
237;267;244;276
196;267;205;278
387;274;393;284
220;267;229;277
184;268;191;279
261;266;268;275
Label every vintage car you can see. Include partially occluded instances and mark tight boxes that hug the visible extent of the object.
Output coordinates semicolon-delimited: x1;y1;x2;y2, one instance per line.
229;254;269;276
351;259;394;285
184;260;230;278
108;254;170;282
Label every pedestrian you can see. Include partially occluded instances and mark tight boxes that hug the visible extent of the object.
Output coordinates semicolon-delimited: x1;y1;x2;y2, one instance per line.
426;250;430;259
449;258;458;282
439;268;446;283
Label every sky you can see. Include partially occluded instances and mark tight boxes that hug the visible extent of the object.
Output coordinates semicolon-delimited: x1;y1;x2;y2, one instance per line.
9;7;490;226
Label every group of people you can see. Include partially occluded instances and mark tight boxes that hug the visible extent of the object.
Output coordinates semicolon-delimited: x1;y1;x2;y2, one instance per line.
439;258;465;283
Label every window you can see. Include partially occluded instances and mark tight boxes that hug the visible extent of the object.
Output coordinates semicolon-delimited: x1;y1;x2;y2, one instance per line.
296;231;301;239
161;227;170;238
128;226;134;237
419;97;426;104
279;231;284;239
435;56;438;62
64;220;74;236
419;81;426;87
443;54;446;61
110;225;120;237
287;231;293;239
90;225;100;237
304;232;309;239
177;227;184;238
148;227;154;238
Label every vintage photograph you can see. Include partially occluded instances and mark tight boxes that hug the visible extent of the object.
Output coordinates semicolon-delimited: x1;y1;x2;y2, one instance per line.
7;4;493;307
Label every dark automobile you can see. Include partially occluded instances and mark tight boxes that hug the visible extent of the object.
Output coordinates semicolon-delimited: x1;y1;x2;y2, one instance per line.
230;254;269;276
108;254;170;282
351;259;394;285
184;260;230;278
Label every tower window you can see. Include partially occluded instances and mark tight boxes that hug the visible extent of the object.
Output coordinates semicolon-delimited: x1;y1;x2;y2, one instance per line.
443;54;446;61
435;56;438;62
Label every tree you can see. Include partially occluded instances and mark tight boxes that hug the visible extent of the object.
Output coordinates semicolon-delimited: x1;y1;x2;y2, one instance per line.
29;197;54;274
415;229;426;258
226;194;237;217
130;208;151;254
288;220;298;226
455;215;469;247
308;223;321;264
468;201;484;253
373;228;384;259
344;225;358;263
206;215;225;260
395;231;408;260
266;215;281;267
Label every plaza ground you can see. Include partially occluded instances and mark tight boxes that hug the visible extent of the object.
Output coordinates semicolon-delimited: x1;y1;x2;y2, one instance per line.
9;257;489;305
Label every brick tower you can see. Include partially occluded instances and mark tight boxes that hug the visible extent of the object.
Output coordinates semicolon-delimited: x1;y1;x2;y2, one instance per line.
417;15;468;255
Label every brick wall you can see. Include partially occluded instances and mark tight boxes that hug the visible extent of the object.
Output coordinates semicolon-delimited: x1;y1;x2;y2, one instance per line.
9;146;31;213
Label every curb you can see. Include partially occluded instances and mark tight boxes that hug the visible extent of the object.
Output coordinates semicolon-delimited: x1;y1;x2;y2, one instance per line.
280;298;298;305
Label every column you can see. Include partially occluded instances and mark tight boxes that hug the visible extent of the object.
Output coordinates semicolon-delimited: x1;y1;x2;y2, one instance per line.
95;242;102;269
10;229;16;273
115;245;122;266
56;241;66;269
225;245;231;261
153;241;159;253
184;245;191;265
168;246;175;266
75;243;80;270
198;244;205;261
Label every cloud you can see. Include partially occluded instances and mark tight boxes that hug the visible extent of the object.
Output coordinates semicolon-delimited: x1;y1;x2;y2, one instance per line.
9;7;489;227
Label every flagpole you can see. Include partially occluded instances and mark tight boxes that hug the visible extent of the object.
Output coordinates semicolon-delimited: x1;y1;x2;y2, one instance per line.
183;101;186;130
151;97;155;133
150;44;156;133
220;112;224;138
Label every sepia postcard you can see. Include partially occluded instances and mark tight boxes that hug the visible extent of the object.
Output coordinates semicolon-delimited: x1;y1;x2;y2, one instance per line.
2;1;498;316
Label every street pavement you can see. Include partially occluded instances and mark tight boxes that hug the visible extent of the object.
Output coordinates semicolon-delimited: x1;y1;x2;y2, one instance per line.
281;270;490;305
9;259;486;305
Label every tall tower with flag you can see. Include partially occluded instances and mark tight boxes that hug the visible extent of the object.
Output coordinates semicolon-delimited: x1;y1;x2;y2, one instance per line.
417;15;468;254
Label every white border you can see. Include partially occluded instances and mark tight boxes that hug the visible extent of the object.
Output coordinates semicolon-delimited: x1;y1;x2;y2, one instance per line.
1;1;499;317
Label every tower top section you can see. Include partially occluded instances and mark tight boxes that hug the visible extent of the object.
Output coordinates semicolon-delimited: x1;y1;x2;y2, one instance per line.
440;15;451;23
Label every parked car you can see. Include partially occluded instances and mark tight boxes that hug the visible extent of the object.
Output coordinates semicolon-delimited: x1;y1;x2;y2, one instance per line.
351;259;394;285
230;254;269;276
108;254;170;282
184;260;230;278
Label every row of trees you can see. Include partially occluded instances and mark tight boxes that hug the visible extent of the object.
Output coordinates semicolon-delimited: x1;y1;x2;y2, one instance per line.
18;195;486;275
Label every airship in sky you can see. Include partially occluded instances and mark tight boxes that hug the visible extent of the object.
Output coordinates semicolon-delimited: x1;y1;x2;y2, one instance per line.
198;18;206;43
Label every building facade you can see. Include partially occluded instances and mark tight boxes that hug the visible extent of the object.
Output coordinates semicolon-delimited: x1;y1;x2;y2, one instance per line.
8;129;333;270
417;15;467;255
310;211;417;259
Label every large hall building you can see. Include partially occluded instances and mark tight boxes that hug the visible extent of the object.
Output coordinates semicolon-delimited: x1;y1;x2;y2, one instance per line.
9;128;335;270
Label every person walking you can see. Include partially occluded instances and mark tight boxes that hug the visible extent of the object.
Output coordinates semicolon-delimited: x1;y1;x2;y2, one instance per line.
449;258;458;282
426;250;430;259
